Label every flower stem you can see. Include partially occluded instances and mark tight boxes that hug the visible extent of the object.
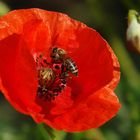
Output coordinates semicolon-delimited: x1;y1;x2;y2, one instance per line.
37;124;55;140
111;37;140;91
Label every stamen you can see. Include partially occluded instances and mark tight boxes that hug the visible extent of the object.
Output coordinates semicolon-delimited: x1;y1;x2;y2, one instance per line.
35;47;78;101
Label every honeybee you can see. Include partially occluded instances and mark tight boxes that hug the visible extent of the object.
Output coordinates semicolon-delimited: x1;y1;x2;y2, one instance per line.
50;47;78;76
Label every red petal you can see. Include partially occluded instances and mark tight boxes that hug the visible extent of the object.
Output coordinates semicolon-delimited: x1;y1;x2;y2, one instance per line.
0;34;41;114
69;27;120;100
42;87;120;132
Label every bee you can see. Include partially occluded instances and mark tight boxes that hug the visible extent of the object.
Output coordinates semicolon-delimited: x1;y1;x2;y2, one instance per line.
51;47;78;76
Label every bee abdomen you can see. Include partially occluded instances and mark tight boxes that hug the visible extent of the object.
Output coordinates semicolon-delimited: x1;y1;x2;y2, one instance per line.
65;58;78;76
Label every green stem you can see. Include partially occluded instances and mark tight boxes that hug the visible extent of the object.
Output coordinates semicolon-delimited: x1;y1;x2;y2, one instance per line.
111;37;140;91
37;124;55;140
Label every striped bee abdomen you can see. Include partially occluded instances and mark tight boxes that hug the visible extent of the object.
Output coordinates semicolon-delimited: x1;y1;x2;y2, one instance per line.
64;58;78;76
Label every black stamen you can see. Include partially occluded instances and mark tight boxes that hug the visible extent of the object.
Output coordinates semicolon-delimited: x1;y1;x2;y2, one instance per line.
54;65;60;69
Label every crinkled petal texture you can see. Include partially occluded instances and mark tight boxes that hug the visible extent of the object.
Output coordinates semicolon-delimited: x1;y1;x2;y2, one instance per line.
0;8;121;132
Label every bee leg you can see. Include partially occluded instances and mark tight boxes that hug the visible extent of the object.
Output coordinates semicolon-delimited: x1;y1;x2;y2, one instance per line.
60;71;69;78
61;63;65;71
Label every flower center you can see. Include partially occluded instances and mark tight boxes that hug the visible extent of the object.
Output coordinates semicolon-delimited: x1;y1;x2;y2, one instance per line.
35;47;78;101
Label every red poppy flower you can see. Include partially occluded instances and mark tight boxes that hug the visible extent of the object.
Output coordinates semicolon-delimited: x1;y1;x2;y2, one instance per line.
0;8;120;132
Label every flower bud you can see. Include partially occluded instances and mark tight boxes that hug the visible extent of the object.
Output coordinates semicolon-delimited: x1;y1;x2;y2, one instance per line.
126;10;140;54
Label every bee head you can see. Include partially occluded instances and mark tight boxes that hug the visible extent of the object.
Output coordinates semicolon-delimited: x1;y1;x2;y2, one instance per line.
51;47;67;62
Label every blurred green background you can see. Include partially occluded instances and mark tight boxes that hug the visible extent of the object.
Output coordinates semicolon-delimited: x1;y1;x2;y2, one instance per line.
0;0;140;140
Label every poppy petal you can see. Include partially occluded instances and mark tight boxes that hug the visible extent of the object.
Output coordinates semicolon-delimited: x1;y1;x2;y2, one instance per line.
0;34;41;114
69;27;120;100
41;87;120;132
